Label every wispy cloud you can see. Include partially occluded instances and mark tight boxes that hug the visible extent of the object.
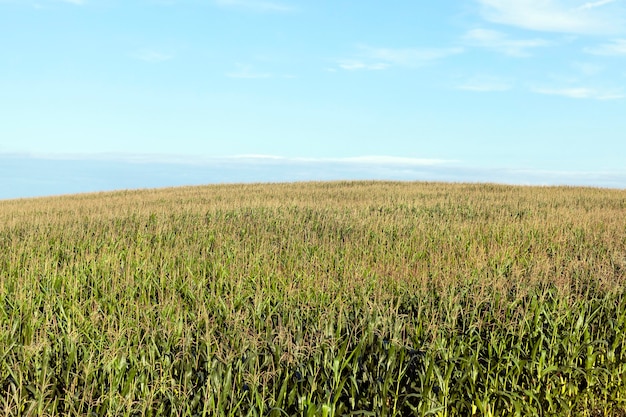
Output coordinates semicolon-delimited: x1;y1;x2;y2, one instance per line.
363;46;464;66
337;45;462;71
584;39;626;55
214;0;294;12
229;155;453;166
576;0;617;10
476;0;625;34
457;75;513;92
572;61;604;75
337;61;389;71
532;86;624;99
4;152;624;200
225;64;272;79
323;156;451;166
464;28;550;56
1;152;453;168
133;50;174;63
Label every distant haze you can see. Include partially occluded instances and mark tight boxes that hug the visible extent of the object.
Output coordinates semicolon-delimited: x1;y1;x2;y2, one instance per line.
2;154;624;200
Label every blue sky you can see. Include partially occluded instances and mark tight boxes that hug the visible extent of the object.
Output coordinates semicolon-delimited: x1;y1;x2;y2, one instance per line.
2;0;626;199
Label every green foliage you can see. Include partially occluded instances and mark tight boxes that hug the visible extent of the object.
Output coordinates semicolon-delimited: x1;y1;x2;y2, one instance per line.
1;181;625;416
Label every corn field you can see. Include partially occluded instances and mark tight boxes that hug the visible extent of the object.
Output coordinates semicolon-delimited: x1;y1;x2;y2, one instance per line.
1;181;625;416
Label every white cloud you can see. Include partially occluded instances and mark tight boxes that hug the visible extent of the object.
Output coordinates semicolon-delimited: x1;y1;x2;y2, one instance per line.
229;155;452;166
14;152;452;167
337;45;462;71
214;0;293;12
133;50;173;63
225;63;295;79
584;39;626;55
338;61;389;71
226;64;272;78
226;71;271;79
458;75;513;91
576;0;616;10
362;46;464;66
464;28;551;56
326;156;451;166
5;153;623;195
572;61;604;75
532;86;624;99
476;0;625;34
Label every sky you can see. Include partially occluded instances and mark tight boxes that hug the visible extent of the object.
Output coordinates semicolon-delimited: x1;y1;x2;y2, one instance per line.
1;0;626;199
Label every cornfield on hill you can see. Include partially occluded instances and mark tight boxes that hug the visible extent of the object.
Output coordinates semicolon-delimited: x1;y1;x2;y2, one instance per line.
1;181;625;416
